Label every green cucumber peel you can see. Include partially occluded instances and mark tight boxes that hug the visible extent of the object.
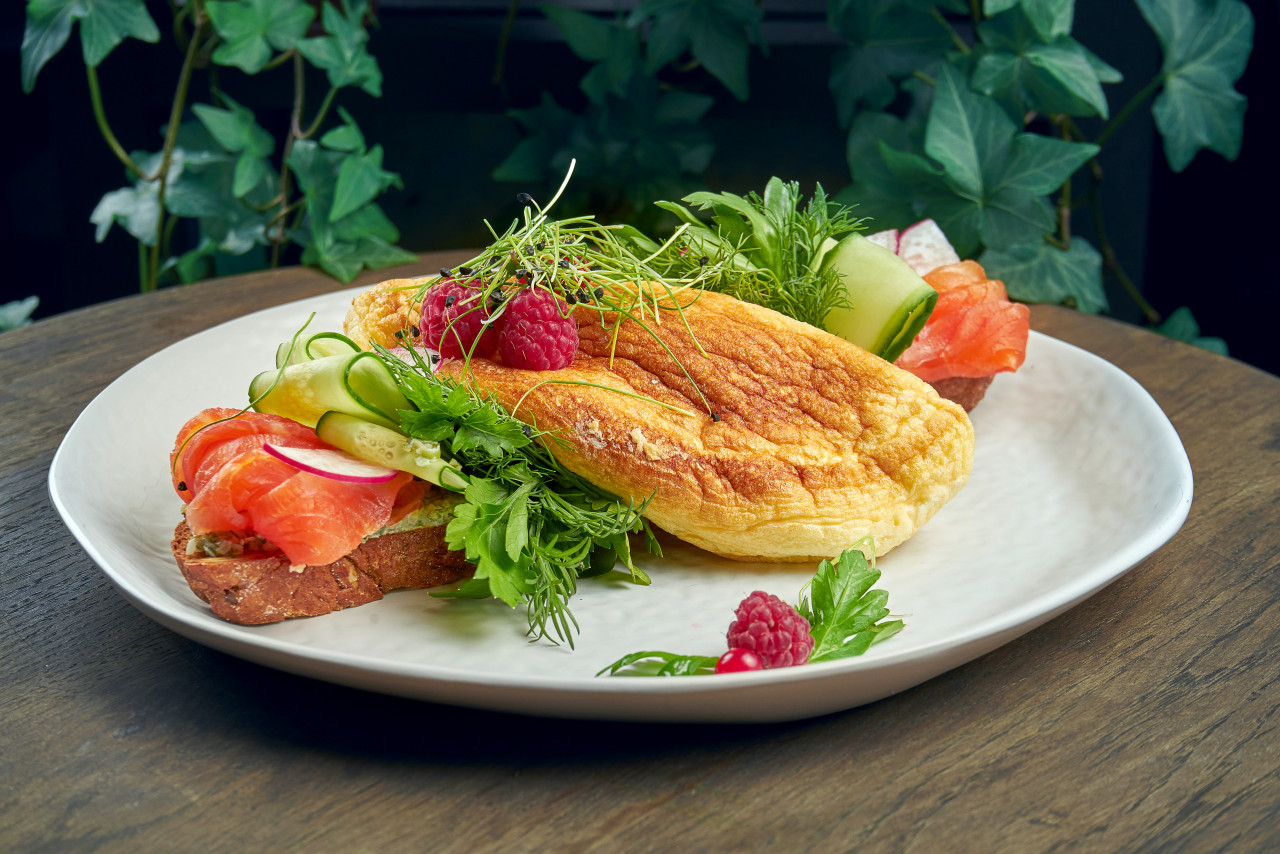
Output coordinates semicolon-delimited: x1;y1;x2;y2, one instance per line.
250;351;413;430
275;331;360;368
819;233;937;362
315;410;468;491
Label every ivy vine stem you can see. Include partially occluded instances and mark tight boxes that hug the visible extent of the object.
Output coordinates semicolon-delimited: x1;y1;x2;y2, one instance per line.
1089;186;1160;324
86;65;150;180
492;0;522;90
1052;115;1073;248
271;53;308;267
1096;75;1163;148
145;10;207;292
935;7;972;53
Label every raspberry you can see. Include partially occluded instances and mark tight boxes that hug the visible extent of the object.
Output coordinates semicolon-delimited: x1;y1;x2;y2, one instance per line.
498;288;578;370
715;648;764;674
420;279;499;360
726;591;814;668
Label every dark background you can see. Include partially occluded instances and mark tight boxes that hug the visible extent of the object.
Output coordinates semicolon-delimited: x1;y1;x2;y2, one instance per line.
3;0;1277;376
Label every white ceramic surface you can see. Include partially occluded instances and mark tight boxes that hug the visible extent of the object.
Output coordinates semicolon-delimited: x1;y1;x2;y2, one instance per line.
49;289;1193;722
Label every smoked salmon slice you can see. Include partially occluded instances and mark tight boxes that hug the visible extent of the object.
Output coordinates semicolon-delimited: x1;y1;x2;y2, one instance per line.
896;261;1029;382
172;408;417;566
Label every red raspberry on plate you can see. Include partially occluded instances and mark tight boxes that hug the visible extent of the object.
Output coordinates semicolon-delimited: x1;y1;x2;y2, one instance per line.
498;287;578;370
726;591;814;668
420;278;499;360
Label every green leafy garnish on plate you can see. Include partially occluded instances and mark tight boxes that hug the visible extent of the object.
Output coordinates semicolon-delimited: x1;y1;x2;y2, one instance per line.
598;541;903;676
387;367;659;646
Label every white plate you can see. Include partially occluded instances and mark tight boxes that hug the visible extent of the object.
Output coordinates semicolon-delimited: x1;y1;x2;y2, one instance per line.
49;288;1193;723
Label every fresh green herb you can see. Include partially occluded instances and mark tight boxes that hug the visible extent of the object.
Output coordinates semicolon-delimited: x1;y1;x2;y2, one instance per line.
596;651;718;677
798;539;904;663
638;177;864;329
598;541;903;676
384;364;659;646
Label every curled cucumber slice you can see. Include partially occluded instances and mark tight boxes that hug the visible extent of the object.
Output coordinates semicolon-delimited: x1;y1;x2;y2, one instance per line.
250;352;411;431
820;233;937;363
275;331;361;368
316;411;467;491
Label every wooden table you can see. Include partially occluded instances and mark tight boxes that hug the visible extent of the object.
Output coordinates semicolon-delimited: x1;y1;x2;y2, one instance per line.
3;251;1278;852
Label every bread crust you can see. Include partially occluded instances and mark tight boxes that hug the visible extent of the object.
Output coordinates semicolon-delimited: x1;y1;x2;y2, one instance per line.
172;521;472;625
929;374;996;412
347;282;975;562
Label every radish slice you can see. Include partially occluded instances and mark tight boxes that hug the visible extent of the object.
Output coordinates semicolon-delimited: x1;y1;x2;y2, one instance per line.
867;228;900;254
898;219;960;276
262;442;399;483
386;345;441;373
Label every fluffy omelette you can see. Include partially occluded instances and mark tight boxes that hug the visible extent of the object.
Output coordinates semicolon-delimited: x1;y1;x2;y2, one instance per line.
345;279;974;562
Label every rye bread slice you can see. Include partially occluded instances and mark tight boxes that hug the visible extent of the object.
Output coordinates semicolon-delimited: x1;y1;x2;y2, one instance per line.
172;521;473;625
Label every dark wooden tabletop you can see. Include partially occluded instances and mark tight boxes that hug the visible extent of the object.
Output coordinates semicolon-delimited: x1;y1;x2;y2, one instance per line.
3;251;1278;853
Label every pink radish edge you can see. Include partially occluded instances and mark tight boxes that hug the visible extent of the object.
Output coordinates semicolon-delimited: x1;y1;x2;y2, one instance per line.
898;219;960;276
263;442;399;484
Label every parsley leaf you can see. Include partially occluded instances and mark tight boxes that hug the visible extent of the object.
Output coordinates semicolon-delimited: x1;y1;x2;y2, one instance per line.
797;542;903;663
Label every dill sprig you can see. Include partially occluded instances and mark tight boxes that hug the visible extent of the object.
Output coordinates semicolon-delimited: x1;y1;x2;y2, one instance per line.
643;178;866;329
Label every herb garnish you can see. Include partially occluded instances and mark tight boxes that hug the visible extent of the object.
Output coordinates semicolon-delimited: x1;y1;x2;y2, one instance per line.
385;363;659;645
638;178;864;329
597;541;903;676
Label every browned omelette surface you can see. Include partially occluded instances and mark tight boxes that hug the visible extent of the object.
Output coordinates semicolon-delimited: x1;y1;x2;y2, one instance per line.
347;282;974;562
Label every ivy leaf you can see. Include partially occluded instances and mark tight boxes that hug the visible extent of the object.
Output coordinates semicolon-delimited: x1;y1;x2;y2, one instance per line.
192;98;274;158
296;0;382;97
205;0;315;74
332;202;399;244
330;145;402;223
89;149;182;244
319;106;367;153
167;120;274;253
980;237;1107;313
630;0;763;101
0;296;41;332
1154;306;1227;355
973;8;1116;119
494;80;713;223
22;0;159;92
544;6;641;104
983;0;1074;41
925;63;1098;250
191;98;277;199
842;139;981;252
827;0;952;121
1136;0;1253;172
289;139;413;282
301;234;416;283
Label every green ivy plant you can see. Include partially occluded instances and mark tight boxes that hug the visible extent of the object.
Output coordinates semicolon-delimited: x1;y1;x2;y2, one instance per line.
504;0;1251;346
492;0;764;229
830;0;1253;338
20;0;416;292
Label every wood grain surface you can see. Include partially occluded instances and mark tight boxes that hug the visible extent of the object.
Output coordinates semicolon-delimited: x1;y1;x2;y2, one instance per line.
2;253;1278;853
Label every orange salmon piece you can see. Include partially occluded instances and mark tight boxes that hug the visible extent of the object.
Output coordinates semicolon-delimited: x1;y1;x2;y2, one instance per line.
247;470;414;566
923;260;988;292
898;300;1029;381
